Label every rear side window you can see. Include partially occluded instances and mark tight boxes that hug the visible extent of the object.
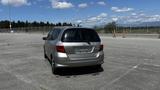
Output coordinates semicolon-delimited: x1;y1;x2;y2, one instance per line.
61;28;100;42
47;29;61;40
51;29;61;40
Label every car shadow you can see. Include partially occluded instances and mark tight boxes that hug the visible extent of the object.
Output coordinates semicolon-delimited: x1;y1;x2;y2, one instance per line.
56;66;104;76
45;58;104;76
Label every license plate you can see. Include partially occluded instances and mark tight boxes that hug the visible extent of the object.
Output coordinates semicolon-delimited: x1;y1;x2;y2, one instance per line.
75;48;92;54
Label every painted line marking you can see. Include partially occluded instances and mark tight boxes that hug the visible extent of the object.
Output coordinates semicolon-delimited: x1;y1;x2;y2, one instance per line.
100;63;140;90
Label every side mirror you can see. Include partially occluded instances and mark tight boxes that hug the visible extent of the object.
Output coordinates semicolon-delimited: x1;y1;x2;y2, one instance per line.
42;37;47;40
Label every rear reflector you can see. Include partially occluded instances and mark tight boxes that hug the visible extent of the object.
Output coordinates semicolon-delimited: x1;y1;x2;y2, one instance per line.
56;46;65;53
99;44;103;51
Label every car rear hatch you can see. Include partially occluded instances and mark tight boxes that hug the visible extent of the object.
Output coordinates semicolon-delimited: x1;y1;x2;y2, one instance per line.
61;28;101;60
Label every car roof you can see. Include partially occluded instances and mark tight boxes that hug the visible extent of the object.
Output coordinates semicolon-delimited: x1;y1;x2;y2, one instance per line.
53;26;93;31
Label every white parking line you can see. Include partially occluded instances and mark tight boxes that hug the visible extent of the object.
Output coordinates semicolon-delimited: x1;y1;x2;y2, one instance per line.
100;63;140;90
15;74;32;84
1;63;50;90
143;63;160;67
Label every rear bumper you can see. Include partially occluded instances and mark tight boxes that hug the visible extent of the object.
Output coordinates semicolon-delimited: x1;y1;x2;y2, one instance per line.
55;54;104;68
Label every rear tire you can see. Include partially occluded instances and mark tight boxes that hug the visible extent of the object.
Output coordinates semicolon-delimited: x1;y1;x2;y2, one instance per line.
44;47;47;59
95;64;102;69
51;58;57;74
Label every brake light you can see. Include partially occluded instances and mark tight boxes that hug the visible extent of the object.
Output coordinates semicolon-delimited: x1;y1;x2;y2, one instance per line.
56;46;65;53
99;44;103;51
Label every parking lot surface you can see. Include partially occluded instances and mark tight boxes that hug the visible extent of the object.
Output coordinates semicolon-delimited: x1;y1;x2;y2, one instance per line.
0;33;160;90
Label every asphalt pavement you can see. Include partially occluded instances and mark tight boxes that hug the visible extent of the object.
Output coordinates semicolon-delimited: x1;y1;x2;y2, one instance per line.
0;33;160;90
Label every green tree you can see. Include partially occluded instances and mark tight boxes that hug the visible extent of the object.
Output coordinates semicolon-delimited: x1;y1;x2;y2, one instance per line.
104;22;116;33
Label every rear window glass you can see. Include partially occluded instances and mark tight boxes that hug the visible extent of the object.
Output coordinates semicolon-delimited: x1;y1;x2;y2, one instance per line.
61;28;100;42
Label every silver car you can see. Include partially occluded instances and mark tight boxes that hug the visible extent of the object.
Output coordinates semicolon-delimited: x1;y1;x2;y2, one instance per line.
43;27;104;74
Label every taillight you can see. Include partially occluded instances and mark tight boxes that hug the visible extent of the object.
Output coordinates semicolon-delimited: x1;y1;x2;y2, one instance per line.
56;46;65;53
99;44;103;51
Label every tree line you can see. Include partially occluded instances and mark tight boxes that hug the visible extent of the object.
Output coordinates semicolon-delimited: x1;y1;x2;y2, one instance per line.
0;20;75;28
1;20;160;33
95;22;160;34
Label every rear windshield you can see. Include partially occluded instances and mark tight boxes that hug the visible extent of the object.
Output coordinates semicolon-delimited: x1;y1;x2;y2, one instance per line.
61;28;101;42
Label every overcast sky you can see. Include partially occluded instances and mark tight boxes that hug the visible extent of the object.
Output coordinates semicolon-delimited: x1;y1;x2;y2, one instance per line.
0;0;160;26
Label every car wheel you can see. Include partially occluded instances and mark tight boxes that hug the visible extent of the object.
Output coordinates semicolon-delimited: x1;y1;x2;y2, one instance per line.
44;47;47;59
96;64;103;71
51;58;57;74
95;65;102;69
97;64;102;68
